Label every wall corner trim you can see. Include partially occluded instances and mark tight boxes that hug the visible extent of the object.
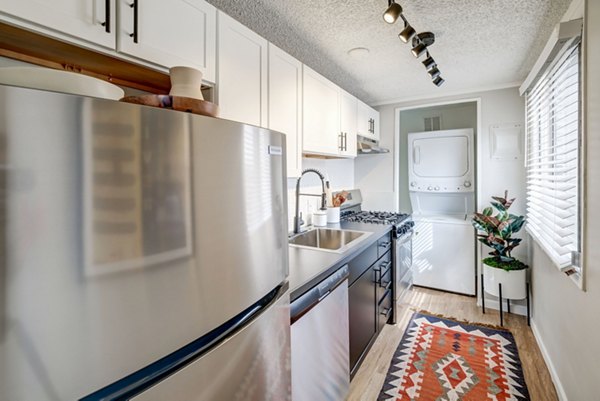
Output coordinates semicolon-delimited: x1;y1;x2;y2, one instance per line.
530;319;569;401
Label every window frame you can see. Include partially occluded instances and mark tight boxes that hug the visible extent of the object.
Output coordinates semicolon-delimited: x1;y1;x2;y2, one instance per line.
524;38;584;288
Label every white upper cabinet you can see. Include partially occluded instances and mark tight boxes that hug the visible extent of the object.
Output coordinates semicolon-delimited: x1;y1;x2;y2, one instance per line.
302;66;340;156
117;0;216;83
0;0;116;48
268;43;302;177
339;90;358;158
217;11;268;127
357;100;380;141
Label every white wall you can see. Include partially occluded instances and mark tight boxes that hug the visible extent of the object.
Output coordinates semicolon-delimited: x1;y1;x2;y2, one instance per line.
529;1;600;399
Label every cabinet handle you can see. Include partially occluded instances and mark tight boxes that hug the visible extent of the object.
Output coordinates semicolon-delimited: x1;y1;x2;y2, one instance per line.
380;260;392;270
380;307;392;317
378;241;391;248
339;132;343;151
129;0;138;43
100;0;111;33
343;132;348;151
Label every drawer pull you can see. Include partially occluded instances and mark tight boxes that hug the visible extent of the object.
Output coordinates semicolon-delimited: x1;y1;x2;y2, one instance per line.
380;307;392;318
380;260;392;270
378;241;391;248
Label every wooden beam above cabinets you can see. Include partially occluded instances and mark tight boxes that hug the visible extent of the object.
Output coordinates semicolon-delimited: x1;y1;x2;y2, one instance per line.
0;22;170;94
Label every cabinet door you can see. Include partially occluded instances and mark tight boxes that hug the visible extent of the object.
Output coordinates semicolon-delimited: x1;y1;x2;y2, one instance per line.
356;100;371;139
348;264;376;375
302;66;340;156
340;90;357;157
357;100;380;141
268;44;302;177
217;11;268;127
117;0;216;83
370;107;380;141
0;0;116;48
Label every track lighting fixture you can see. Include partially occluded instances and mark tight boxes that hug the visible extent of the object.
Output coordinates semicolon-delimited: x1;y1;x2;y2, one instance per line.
398;18;415;43
411;42;427;58
411;32;435;58
382;2;445;86
433;76;445;86
422;55;436;70
428;67;441;79
383;1;403;24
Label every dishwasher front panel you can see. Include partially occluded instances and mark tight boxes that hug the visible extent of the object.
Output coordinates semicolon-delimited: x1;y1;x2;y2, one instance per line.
291;280;349;401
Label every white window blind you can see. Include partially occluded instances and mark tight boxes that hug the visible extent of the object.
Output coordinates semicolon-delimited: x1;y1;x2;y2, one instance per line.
525;42;581;269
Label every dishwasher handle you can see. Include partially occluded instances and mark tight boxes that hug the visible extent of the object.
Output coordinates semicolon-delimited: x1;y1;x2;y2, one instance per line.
291;264;349;324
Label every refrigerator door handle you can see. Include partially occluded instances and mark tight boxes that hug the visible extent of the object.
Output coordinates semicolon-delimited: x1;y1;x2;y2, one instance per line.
80;283;288;401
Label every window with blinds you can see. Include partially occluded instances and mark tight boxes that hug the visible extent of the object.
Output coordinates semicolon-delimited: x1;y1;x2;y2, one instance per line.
525;42;581;270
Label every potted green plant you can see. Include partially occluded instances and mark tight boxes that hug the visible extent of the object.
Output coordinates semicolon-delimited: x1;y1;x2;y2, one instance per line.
472;191;528;300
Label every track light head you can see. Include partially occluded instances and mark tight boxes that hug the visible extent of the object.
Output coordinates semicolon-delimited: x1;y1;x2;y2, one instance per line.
398;23;416;43
428;67;441;79
411;43;427;58
411;32;435;58
433;76;445;87
383;1;402;24
422;55;436;70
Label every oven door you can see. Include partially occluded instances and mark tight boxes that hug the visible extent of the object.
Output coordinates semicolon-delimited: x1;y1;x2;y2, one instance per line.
395;232;413;281
394;231;413;322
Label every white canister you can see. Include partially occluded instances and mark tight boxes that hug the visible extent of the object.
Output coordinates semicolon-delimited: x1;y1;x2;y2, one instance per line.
169;66;204;100
326;207;340;223
313;209;328;227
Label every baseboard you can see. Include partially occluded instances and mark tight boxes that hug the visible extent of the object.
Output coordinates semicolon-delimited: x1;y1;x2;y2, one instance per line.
476;299;528;316
530;319;569;401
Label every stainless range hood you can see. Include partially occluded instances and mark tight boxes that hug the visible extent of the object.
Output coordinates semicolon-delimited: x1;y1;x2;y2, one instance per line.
357;135;390;154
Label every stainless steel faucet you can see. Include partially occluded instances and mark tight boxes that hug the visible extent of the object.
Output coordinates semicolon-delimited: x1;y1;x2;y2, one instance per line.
293;169;327;234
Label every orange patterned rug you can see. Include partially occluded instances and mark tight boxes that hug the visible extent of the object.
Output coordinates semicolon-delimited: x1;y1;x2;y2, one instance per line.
378;312;530;401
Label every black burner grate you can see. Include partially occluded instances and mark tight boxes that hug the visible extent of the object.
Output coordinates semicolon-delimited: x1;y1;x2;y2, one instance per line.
341;210;410;226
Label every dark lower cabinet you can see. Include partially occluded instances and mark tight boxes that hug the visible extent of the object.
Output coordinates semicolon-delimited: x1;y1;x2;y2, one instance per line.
348;231;393;377
348;263;376;374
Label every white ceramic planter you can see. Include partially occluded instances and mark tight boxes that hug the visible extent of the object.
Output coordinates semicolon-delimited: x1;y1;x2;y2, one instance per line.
483;263;527;300
169;66;204;100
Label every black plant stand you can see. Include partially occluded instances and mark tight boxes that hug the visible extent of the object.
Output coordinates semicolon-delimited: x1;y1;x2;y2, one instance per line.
481;275;531;327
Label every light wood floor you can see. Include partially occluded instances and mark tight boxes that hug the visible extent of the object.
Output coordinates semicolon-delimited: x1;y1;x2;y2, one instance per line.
347;287;558;401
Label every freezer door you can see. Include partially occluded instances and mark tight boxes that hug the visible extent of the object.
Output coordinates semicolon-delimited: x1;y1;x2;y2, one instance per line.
0;85;288;400
130;290;290;401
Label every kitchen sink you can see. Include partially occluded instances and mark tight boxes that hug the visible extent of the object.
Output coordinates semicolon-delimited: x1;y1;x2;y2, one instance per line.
289;228;371;253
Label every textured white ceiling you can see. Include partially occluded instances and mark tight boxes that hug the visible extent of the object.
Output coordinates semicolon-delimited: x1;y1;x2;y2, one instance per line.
206;0;572;105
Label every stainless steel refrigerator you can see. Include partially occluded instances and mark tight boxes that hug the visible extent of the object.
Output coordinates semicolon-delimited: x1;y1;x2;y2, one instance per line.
0;85;290;400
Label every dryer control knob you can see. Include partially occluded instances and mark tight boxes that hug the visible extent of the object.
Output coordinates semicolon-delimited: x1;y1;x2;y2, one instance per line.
464;181;472;188
427;186;433;191
434;186;440;191
410;181;416;187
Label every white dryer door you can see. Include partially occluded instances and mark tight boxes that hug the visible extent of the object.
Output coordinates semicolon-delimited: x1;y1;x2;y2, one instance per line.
413;135;469;178
408;129;474;193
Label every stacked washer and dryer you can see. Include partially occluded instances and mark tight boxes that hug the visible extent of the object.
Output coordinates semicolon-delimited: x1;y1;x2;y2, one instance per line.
408;128;476;296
